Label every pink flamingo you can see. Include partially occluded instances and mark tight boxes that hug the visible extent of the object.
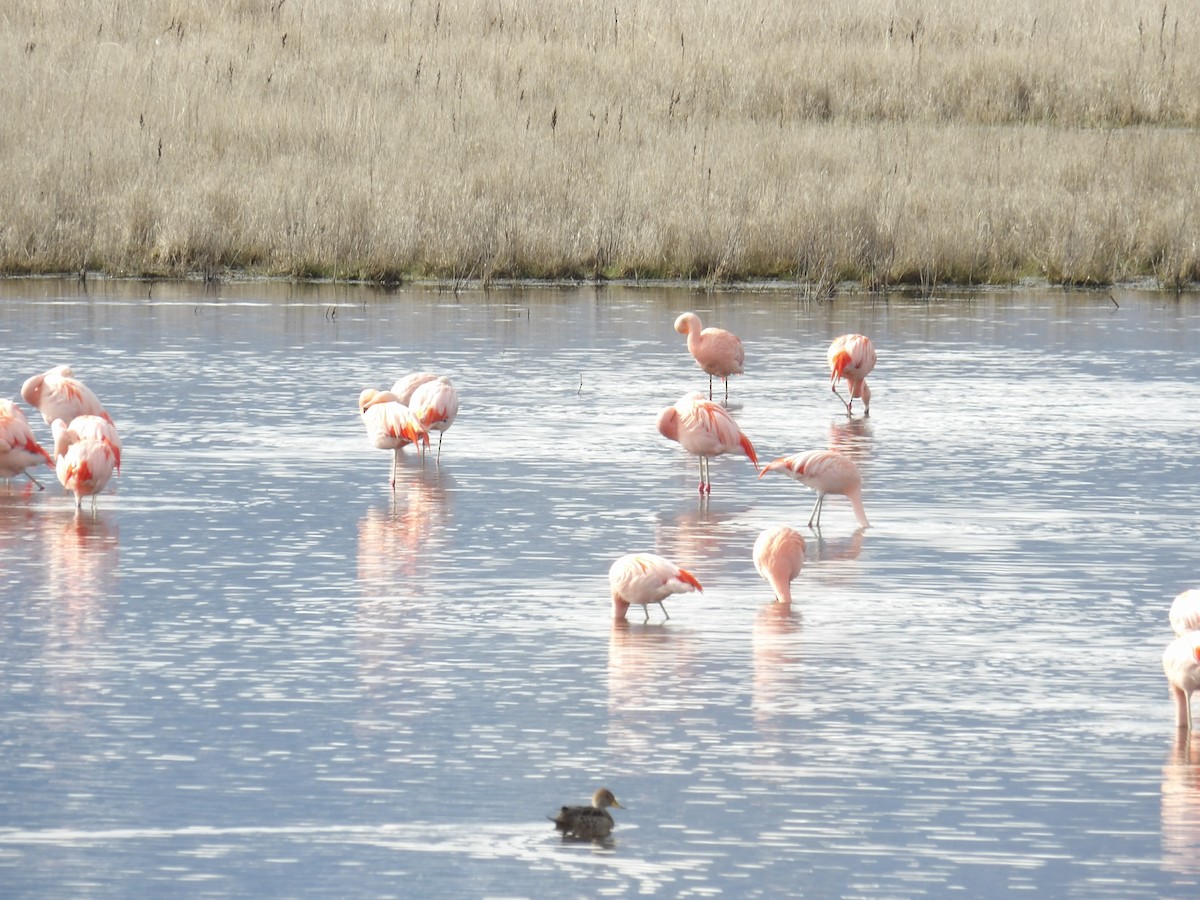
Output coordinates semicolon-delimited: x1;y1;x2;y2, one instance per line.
65;414;122;473
752;525;807;605
358;389;429;488
21;365;110;426
1170;590;1200;637
1164;632;1200;729
674;312;744;405
657;392;758;495
408;376;459;463
828;334;876;416
0;399;53;488
609;552;703;622
391;372;439;406
759;449;869;529
52;419;118;511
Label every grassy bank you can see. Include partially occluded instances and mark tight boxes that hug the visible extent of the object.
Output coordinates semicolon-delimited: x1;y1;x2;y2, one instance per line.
2;0;1198;288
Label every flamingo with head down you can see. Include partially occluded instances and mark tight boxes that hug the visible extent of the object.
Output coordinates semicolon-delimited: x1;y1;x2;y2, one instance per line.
608;552;703;622
827;334;876;416
358;389;429;488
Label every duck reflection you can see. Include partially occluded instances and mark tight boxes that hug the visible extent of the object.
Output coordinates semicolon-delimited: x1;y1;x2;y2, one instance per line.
1161;730;1200;874
606;620;699;756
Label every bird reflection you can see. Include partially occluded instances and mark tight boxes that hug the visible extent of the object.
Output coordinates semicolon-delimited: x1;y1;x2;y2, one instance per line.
1162;730;1200;874
606;620;698;757
654;503;749;569
39;512;120;707
827;416;873;466
752;600;803;729
356;463;454;592
809;527;867;564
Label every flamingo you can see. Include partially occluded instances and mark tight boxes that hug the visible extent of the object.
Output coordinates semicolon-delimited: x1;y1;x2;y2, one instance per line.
828;334;876;416
65;414;122;473
0;399;53;488
391;372;439;406
52;419;118;511
674;312;744;405
551;788;624;840
656;392;758;495
358;389;429;488
1164;632;1200;730
608;552;703;622
752;525;807;605
759;449;869;529
408;376;459;462
1170;590;1200;637
20;365;110;426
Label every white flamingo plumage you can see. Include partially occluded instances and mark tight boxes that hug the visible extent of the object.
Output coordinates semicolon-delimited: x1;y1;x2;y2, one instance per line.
759;449;869;529
827;334;876;416
608;552;703;622
674;312;744;405
358;389;429;488
656;392;758;495
0;399;53;487
408;376;459;463
752;525;807;605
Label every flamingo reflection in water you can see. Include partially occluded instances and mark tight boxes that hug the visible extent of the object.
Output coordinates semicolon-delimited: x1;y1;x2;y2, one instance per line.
1162;730;1200;875
607;621;699;756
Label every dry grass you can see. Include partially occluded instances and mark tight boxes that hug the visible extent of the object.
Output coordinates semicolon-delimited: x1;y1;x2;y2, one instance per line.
1;0;1198;288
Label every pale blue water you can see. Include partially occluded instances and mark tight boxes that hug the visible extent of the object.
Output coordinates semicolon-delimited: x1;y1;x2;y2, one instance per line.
1;279;1198;897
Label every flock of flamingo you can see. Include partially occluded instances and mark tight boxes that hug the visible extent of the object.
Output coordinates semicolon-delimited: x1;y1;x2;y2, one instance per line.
5;309;1196;755
0;365;122;509
608;313;875;630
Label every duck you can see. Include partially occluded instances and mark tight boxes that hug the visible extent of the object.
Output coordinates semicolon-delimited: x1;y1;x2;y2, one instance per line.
551;788;623;839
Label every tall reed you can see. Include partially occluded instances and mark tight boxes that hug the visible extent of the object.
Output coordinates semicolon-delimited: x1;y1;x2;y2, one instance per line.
1;0;1197;287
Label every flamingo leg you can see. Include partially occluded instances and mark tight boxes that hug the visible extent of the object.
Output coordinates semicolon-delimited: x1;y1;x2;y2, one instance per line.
436;432;444;464
723;377;730;406
661;601;670;621
807;493;824;529
390;450;399;490
23;471;46;490
708;373;714;401
831;383;852;416
643;604;650;623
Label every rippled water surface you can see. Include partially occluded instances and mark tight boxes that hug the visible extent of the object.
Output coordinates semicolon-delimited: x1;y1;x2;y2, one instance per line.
1;279;1199;897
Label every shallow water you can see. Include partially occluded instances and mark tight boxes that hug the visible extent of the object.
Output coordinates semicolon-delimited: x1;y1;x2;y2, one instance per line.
0;278;1198;897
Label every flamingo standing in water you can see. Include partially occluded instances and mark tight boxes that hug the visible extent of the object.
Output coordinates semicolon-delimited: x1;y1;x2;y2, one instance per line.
1164;632;1200;730
759;449;869;529
828;334;876;416
1170;590;1200;636
657;392;758;495
65;414;122;473
0;399;53;488
408;376;459;463
609;552;703;622
51;419;118;511
674;312;744;405
752;525;807;605
391;372;439;406
21;365;110;426
358;389;429;488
